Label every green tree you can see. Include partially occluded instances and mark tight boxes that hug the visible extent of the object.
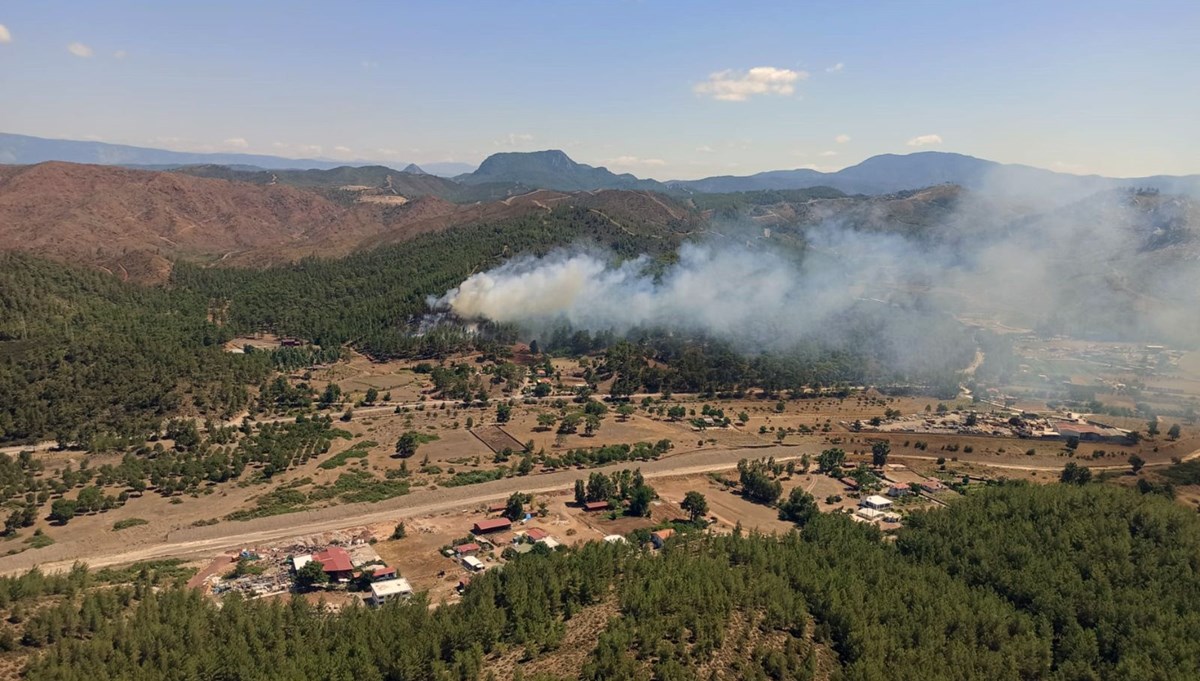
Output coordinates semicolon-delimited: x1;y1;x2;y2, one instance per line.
1168;423;1182;440
504;492;530;521
817;448;846;474
778;488;818;525
681;491;708;523
1129;454;1146;474
296;560;328;589
616;404;635;421
496;403;512;423
1147;419;1160;437
48;499;77;525
871;441;890;467
395;431;420;458
1060;461;1092;485
364;387;379;405
627;484;655;517
390;522;406;540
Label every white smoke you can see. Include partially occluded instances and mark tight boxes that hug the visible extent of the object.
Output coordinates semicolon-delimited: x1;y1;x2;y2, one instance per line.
431;229;936;350
430;184;1200;355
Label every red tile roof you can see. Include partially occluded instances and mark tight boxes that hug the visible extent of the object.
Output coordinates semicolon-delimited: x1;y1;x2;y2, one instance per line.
455;543;481;554
525;528;549;541
583;501;610;511
369;566;397;579
473;518;512;533
311;546;353;574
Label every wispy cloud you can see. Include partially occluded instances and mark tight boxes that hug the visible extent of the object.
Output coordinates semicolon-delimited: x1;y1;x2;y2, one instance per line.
602;156;667;170
826;62;844;73
67;42;93;58
0;25;12;44
819;150;838;157
113;50;127;59
333;145;352;154
834;134;851;144
693;66;808;102
223;137;249;149
495;132;535;147
695;145;714;153
906;134;943;147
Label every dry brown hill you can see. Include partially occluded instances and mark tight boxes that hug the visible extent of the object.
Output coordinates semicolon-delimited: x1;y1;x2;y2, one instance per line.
0;162;697;281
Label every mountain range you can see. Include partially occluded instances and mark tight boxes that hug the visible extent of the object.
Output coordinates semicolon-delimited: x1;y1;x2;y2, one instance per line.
6;131;1199;199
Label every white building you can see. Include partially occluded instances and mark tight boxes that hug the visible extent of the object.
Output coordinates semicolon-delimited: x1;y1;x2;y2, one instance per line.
860;495;894;511
855;507;885;521
291;554;313;571
368;578;413;606
462;556;485;572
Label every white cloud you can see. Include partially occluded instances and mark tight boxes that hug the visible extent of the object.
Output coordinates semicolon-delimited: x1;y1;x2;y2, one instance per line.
113;50;127;59
820;150;838;157
296;145;323;156
333;145;352;154
693;66;808;102
67;42;93;58
826;62;844;73
834;134;851;144
0;25;12;44
602;156;667;169
495;133;535;147
695;145;714;153
906;134;943;147
223;137;249;149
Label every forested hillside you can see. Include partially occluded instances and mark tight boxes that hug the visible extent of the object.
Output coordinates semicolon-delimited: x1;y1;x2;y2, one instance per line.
10;484;1199;679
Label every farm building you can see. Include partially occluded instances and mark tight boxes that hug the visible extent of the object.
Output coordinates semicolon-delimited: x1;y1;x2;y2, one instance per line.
487;502;507;514
291;555;313;572
919;479;945;493
1054;420;1128;442
472;518;512;534
539;537;561;550
311;547;355;582
368;578;413;606
887;483;912;497
650;528;675;549
524;527;550;542
462;556;485;572
860;495;894;511
841;477;860;491
582;500;611;512
455;543;481;556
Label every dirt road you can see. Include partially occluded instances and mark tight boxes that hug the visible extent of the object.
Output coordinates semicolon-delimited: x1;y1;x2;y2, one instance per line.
3;443;1196;577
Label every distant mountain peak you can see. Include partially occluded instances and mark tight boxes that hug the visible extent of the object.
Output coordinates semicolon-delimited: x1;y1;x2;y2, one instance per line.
402;163;428;175
460;149;667;193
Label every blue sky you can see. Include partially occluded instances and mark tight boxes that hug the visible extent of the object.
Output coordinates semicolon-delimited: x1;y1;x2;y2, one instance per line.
1;1;1197;179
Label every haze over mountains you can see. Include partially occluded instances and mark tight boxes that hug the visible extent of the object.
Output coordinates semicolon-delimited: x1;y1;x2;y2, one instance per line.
5;132;1200;198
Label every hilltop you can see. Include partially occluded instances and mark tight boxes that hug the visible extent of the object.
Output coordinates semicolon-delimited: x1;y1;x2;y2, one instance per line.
0;161;697;280
456;150;672;193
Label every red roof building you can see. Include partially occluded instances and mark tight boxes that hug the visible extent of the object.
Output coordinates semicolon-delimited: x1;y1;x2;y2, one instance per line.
525;528;549;541
455;543;481;555
311;547;354;580
472;518;512;534
582;501;611;512
650;528;675;548
487;502;506;514
368;566;397;581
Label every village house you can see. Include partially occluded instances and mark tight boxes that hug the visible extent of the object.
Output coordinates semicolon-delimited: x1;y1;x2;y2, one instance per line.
368;578;413;606
650;528;675;549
